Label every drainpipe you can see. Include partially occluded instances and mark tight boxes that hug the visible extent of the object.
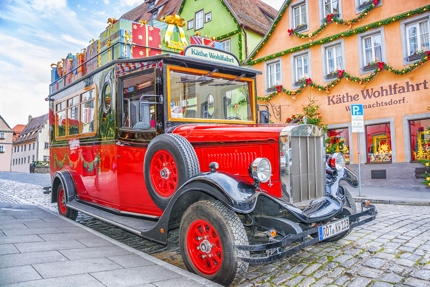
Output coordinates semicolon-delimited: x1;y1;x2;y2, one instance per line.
241;24;248;64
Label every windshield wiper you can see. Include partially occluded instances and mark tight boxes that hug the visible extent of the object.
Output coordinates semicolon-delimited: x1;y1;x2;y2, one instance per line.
177;69;218;83
208;74;246;86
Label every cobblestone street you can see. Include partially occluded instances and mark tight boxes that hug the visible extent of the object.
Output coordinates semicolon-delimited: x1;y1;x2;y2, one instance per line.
1;174;430;286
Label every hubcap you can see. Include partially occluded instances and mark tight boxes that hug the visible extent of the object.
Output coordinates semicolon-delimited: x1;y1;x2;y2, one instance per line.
58;187;67;215
187;219;223;275
150;150;178;197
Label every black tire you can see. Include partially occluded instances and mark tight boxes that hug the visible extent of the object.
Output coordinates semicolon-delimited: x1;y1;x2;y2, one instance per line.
144;134;200;210
180;200;249;286
56;183;78;221
341;186;357;213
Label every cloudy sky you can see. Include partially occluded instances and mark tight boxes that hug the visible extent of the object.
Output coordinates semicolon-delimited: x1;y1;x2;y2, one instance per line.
0;0;283;128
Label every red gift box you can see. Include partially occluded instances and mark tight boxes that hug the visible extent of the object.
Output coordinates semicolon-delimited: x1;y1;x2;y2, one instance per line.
132;22;162;58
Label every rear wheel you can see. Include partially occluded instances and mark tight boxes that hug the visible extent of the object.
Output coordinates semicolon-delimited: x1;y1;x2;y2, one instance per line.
57;183;78;221
180;200;249;286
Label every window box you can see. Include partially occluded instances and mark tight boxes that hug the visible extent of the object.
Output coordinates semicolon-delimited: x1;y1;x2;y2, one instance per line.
362;63;378;71
325;72;338;80
407;51;428;62
358;1;373;10
294;79;305;86
294;24;308;32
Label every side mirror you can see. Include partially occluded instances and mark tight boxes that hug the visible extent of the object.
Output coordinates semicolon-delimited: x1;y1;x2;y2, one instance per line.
259;110;269;123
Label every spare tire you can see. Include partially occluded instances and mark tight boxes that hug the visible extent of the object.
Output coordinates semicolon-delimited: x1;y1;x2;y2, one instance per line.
144;133;200;210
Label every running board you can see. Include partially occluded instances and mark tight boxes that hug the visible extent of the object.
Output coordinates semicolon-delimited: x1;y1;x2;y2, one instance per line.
67;200;157;237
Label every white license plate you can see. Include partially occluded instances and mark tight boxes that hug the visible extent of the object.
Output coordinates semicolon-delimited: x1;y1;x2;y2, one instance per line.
318;217;350;241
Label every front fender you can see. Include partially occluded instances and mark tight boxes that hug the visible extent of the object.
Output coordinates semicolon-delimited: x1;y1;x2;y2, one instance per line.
51;171;77;204
340;166;359;188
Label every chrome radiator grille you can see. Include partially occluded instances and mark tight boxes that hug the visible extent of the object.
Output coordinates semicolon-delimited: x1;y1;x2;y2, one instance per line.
280;125;325;204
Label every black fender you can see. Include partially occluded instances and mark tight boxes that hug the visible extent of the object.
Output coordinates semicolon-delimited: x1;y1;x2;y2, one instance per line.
51;171;77;204
140;171;259;244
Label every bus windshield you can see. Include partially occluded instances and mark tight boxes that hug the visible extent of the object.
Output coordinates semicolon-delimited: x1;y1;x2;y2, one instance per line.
168;66;255;123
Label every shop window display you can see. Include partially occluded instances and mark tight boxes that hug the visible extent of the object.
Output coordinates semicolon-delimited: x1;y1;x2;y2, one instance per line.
410;118;430;161
326;128;350;163
366;123;392;163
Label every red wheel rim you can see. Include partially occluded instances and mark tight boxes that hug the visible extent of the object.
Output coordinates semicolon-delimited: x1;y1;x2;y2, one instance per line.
58;187;67;215
186;219;223;275
150;150;178;197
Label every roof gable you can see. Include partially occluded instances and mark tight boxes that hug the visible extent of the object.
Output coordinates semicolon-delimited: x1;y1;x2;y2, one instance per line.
0;115;12;131
121;0;182;22
14;114;48;144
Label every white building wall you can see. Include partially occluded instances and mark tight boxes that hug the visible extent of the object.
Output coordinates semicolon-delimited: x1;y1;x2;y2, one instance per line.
37;123;50;162
11;141;37;173
0;124;13;172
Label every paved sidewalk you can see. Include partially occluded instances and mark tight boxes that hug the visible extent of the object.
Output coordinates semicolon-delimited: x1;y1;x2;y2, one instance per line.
350;185;430;206
0;202;219;287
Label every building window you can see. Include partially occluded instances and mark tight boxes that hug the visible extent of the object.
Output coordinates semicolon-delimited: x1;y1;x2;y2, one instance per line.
33;143;35;150
366;123;392;163
361;32;383;70
0;132;4;139
266;60;281;91
220;39;231;52
0;145;4;153
405;19;429;61
324;43;344;79
293;53;309;86
28;156;30;163
28;143;31;150
195;10;204;30
205;12;212;23
187;19;193;30
326;128;350;163
44;156;50;161
24;145;26;151
32;155;35;162
410;118;430;161
45;142;49;149
24;157;26;164
292;2;307;30
323;0;339;17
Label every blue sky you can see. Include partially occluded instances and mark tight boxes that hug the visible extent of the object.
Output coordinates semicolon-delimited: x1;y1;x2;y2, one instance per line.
0;0;282;128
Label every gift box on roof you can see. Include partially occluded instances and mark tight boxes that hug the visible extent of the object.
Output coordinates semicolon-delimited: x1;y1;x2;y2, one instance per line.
101;18;133;39
85;39;99;74
73;52;85;81
190;35;223;50
159;15;188;54
99;29;132;66
131;21;161;58
64;53;75;86
50;63;60;83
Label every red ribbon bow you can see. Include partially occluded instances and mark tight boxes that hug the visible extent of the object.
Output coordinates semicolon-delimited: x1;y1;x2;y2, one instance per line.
306;78;312;85
338;69;345;78
327;14;334;23
426;51;430;56
377;62;385;70
276;85;283;93
373;0;379;5
288;29;294;36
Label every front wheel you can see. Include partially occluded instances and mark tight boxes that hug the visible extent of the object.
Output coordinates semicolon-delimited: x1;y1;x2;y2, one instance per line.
57;183;78;221
180;200;249;286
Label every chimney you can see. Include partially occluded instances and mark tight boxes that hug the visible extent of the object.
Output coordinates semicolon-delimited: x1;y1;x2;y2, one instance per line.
28;115;32;123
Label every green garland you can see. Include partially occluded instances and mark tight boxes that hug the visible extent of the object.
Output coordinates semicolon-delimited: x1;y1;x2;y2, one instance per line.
54;152;101;173
257;53;430;101
248;5;430;65
290;0;379;40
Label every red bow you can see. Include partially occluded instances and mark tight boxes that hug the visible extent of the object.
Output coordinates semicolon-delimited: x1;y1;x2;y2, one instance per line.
288;29;294;36
327;14;334;23
338;69;344;78
377;62;385;70
426;51;430;56
276;85;283;93
306;78;312;85
373;0;379;5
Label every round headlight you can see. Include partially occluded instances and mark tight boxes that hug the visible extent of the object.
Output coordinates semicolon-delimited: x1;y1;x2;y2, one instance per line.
249;158;272;183
329;153;346;171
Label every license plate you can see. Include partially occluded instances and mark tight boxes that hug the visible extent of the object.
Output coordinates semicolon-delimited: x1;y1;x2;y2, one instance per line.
318;217;350;241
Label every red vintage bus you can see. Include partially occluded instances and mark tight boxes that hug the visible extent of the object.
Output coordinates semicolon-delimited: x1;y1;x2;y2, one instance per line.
48;45;376;286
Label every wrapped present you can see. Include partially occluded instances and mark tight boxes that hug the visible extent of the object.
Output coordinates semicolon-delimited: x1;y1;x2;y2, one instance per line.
131;21;161;58
65;53;75;85
73;52;85;81
86;39;99;74
190;35;223;50
101;18;133;39
159;15;188;54
50;63;60;83
99;29;132;66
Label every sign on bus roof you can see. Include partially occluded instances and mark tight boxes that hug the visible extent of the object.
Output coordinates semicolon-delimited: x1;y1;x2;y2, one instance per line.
183;45;240;66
